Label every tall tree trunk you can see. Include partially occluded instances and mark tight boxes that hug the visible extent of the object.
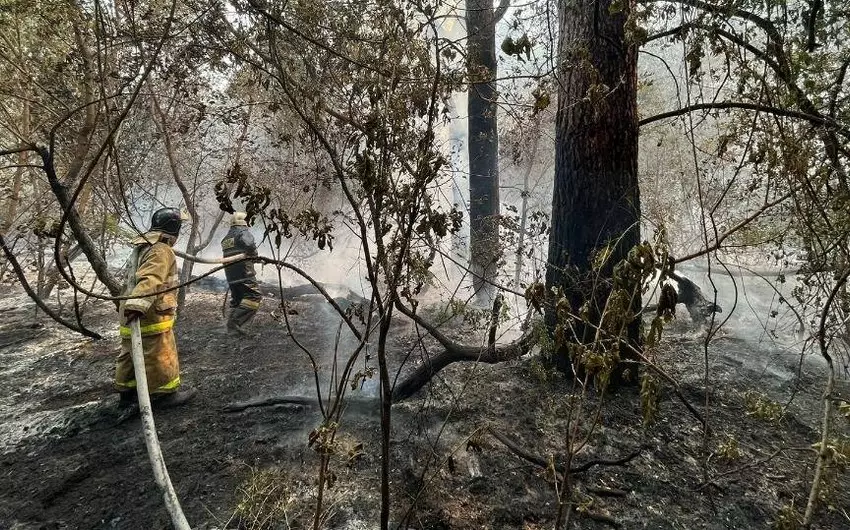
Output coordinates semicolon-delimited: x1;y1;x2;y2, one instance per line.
466;0;505;296
545;0;641;384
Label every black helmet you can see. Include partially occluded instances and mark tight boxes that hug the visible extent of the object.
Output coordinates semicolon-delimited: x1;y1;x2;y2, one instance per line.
150;207;182;237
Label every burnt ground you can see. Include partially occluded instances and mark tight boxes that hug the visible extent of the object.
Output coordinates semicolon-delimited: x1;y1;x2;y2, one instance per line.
0;284;849;530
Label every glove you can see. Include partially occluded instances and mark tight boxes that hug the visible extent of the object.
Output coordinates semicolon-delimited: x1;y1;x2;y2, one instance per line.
124;310;144;323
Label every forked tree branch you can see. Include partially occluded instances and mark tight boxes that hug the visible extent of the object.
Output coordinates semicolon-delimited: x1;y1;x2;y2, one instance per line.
0;234;102;339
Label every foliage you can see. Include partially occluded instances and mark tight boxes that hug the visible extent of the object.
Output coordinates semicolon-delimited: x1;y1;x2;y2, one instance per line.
639;371;661;424
773;503;802;530
744;391;785;423
715;434;742;461
810;435;850;507
1;0;850;527
234;467;305;529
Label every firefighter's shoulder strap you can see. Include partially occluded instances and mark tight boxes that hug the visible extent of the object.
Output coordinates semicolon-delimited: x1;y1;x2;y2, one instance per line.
125;243;155;292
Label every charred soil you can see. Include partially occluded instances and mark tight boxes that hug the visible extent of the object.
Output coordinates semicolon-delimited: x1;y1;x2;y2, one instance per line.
0;288;848;529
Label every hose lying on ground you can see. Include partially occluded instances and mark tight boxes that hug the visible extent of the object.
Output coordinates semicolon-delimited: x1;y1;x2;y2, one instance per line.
129;319;191;530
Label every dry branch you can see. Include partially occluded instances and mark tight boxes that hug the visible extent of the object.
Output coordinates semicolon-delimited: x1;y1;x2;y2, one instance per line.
391;300;538;401
0;234;102;339
803;267;849;526
488;427;642;475
586;486;629;497
573;507;621;529
222;395;315;412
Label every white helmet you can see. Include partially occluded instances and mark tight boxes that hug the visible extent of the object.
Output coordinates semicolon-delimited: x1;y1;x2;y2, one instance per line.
231;212;248;226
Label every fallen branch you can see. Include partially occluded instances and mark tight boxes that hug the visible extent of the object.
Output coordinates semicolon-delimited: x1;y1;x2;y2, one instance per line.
574;507;621;529
586;486;629;497
391;301;538;401
694;447;791;491
222;395;380;415
128;320;191;530
396;294;705;426
488;427;642;475
222;395;315;412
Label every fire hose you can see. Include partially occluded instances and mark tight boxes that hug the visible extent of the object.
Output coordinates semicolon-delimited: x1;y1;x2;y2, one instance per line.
173;249;246;264
128;319;191;530
173;250;246;317
125;250;245;529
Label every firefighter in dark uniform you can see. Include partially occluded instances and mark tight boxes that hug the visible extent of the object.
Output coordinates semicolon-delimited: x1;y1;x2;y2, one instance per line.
221;212;262;335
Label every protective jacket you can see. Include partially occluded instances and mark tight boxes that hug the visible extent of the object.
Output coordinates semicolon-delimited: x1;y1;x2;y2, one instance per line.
114;231;181;393
221;225;257;284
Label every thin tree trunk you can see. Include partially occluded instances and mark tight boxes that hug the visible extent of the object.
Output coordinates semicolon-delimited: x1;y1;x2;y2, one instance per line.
3;99;28;235
514;121;540;287
64;22;98;188
377;306;394;530
149;89;200;311
39;147;122;296
466;0;506;296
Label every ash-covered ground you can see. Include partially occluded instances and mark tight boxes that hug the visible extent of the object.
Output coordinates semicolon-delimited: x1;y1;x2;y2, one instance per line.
0;269;848;529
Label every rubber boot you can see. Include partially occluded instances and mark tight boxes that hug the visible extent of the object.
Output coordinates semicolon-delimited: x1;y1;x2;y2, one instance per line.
226;307;243;333
118;390;138;409
151;387;197;410
235;306;258;329
227;307;255;336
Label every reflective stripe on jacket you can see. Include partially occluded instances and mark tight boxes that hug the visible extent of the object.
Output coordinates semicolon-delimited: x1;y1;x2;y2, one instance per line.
118;317;175;338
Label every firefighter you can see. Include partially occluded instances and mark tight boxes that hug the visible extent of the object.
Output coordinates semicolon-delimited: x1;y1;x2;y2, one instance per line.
221;212;262;335
115;207;196;409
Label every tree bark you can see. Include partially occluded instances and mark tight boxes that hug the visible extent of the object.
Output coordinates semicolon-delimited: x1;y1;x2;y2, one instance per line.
39;147;123;297
466;0;503;296
545;0;641;383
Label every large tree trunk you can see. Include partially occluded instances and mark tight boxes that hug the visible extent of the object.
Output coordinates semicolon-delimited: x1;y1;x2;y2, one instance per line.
466;0;502;296
545;0;641;384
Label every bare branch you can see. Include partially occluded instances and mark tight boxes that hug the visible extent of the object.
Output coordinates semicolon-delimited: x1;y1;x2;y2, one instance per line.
0;234;102;339
493;0;510;24
671;190;794;264
646;0;783;45
488;427;642;474
391;300;537;400
640;102;850;138
51;0;180;299
244;0;391;76
0;144;36;157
